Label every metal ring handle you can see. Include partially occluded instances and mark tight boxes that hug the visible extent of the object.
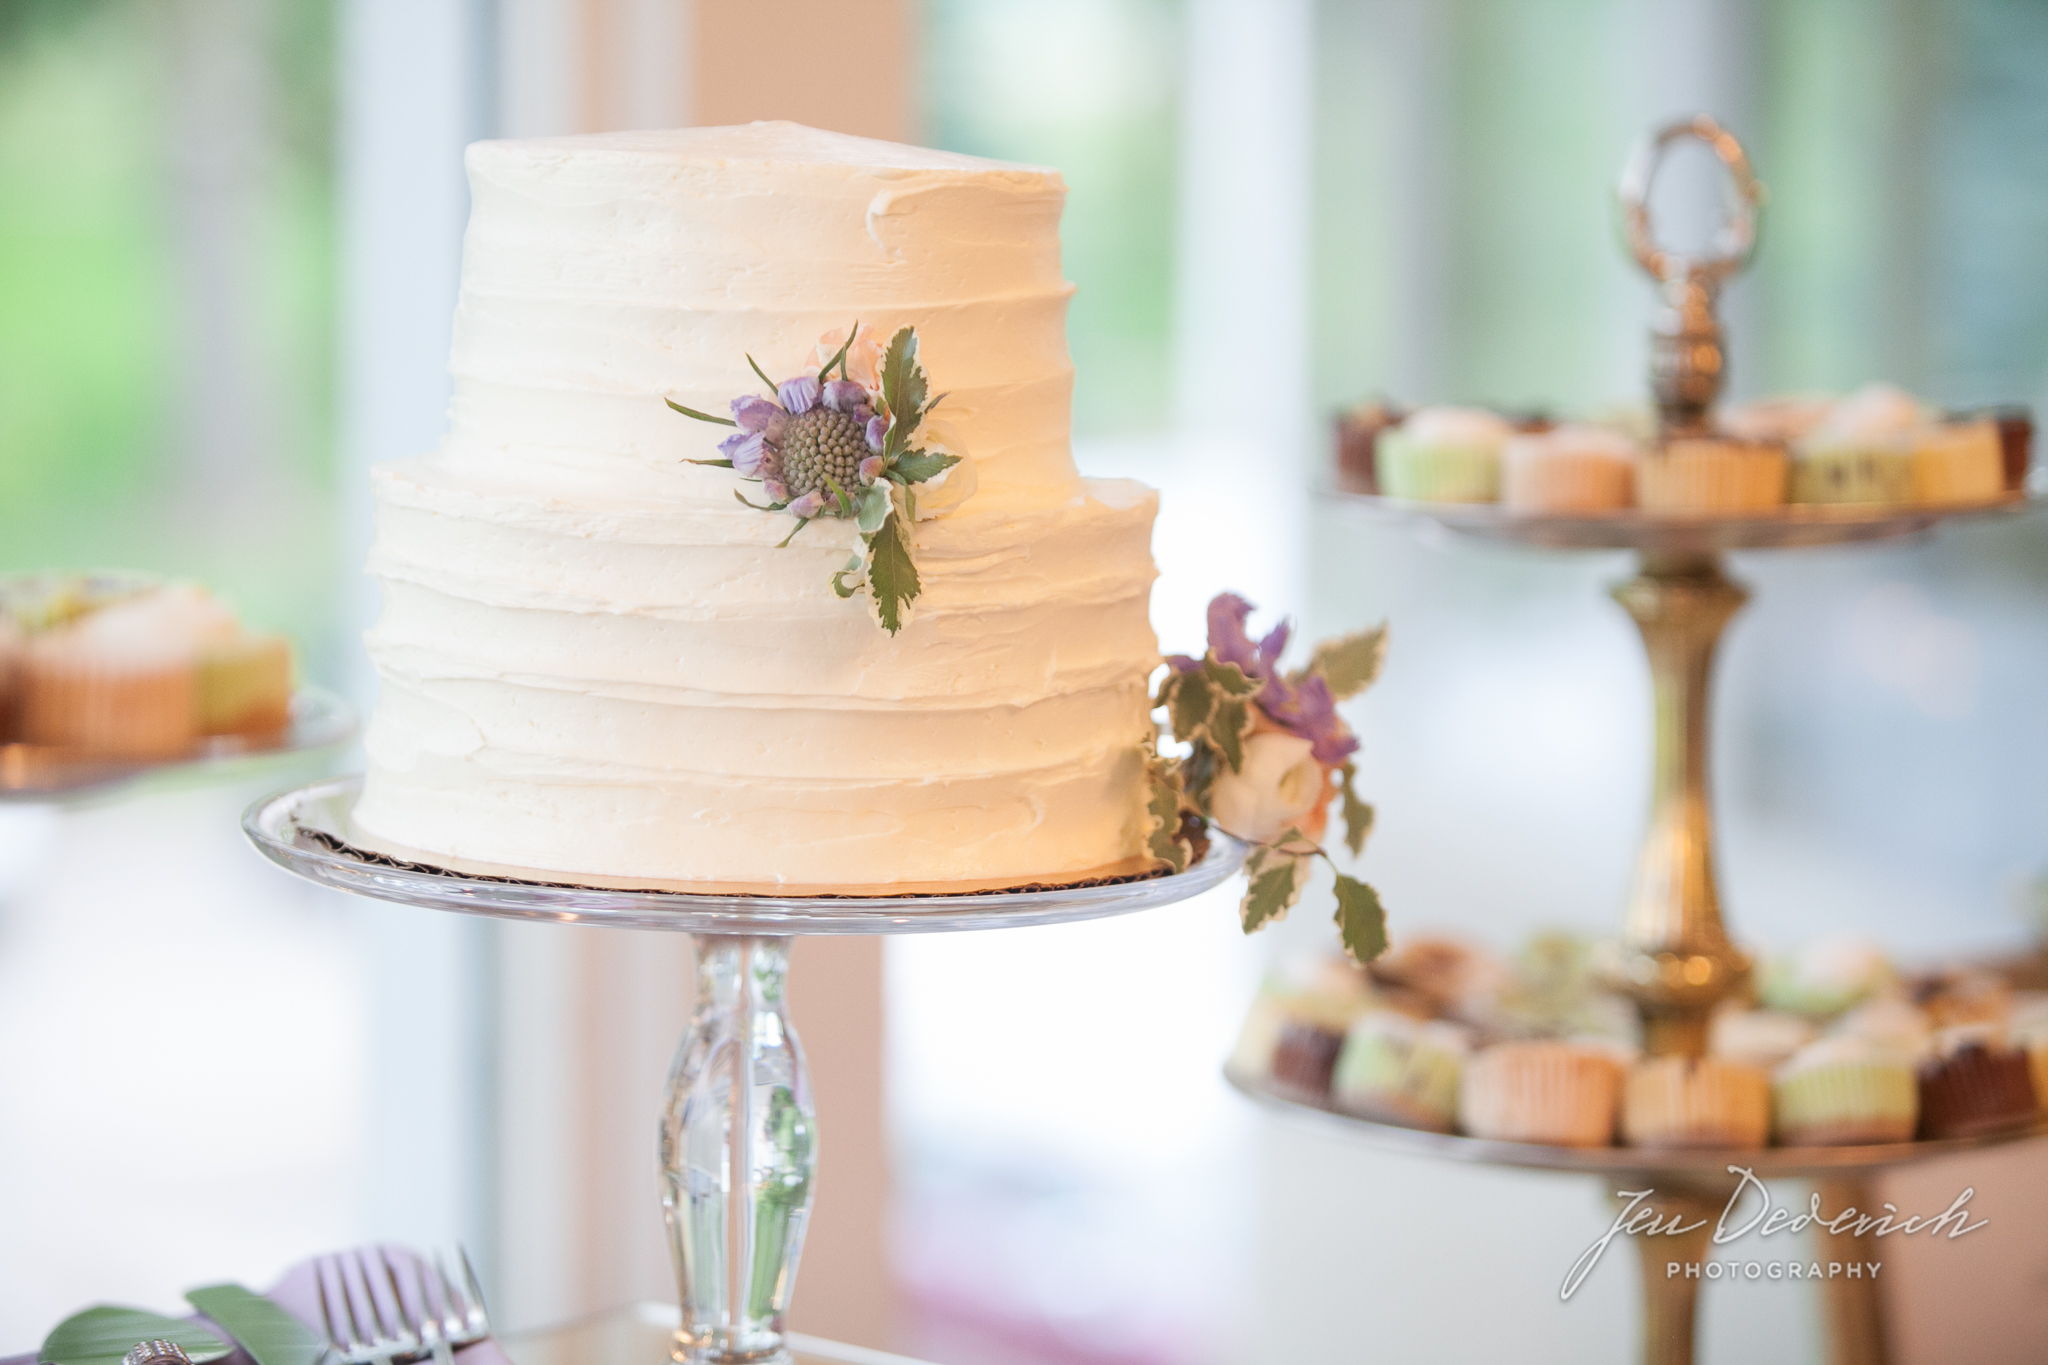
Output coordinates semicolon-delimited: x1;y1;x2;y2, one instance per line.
1618;114;1762;286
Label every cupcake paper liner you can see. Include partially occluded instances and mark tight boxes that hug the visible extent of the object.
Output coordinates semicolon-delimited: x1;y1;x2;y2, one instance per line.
1623;1057;1770;1149
1917;1044;2038;1140
1637;441;1788;513
1773;1060;1918;1147
1459;1043;1620;1147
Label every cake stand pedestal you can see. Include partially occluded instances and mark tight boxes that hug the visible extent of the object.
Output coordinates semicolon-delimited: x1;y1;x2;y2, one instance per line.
1228;1069;2048;1365
245;775;1244;1365
1312;492;2040;1365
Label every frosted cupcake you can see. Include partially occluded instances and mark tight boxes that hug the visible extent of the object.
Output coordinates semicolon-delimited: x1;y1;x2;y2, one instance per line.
1232;955;1374;1095
1500;425;1637;511
1758;937;1894;1019
1375;407;1515;503
1917;1025;2038;1140
1724;393;1835;445
1332;1011;1472;1132
1772;1037;1919;1146
1790;382;1927;504
1459;1041;1623;1147
1709;1007;1816;1071
1911;418;2005;506
1622;1056;1770;1149
1636;436;1788;513
18;587;243;757
1830;997;1934;1057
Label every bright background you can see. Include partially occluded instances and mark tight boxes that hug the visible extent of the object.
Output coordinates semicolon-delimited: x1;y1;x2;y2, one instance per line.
2;2;2047;1364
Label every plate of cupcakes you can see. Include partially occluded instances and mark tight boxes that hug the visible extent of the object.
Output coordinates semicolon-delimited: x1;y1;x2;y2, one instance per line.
0;574;354;801
1227;933;2048;1175
1331;385;2039;553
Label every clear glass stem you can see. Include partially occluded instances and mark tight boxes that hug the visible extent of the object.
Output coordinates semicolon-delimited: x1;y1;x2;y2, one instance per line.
661;935;817;1365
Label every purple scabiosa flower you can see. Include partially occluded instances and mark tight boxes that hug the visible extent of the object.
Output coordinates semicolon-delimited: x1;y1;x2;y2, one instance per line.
731;396;787;440
822;378;868;414
866;415;888;452
720;430;775;479
763;477;791;504
787;490;826;519
859;454;885;485
1188;592;1358;764
778;375;821;415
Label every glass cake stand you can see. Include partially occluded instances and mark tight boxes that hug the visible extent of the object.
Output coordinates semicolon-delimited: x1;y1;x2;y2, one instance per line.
244;774;1245;1365
1;685;356;804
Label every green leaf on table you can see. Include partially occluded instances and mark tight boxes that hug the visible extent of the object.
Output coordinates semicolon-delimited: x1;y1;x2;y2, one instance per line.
1305;623;1388;700
1240;839;1309;933
40;1307;231;1365
866;510;920;635
184;1286;326;1365
891;449;959;485
1338;762;1375;858
1333;874;1389;962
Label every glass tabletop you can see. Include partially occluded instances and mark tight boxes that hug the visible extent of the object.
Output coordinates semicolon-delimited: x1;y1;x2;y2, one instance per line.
500;1303;937;1365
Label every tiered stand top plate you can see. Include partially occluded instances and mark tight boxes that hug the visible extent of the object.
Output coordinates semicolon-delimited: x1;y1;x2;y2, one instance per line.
245;775;1246;936
1227;1068;2048;1178
1;686;356;803
1333;489;2039;552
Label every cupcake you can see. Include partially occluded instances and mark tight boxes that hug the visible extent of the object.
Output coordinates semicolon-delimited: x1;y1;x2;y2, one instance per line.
200;633;294;735
1911;419;2005;506
1375;407;1515;503
1917;1026;2038;1140
1772;1037;1919;1146
1334;398;1405;494
1622;1056;1771;1149
1789;382;1927;505
1332;1011;1472;1132
1636;436;1788;513
1367;934;1509;1023
2007;995;2048;1115
1908;969;2011;1029
1233;955;1374;1096
1970;404;2035;491
0;615;21;742
16;584;284;758
1758;937;1894;1019
1830;997;1934;1056
1459;1041;1623;1147
1724;393;1835;445
1500;425;1637;511
1709;1007;1816;1071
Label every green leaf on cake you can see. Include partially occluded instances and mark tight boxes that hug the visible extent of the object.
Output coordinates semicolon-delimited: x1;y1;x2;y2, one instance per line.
1305;623;1387;700
40;1308;230;1365
817;319;859;380
1167;667;1213;745
1332;874;1388;962
1338;761;1374;858
855;483;892;535
1205;696;1251;773
823;474;855;519
1201;656;1260;698
686;458;735;468
747;354;779;394
891;450;960;485
666;397;738;427
736;488;787;512
866;510;920;635
1144;756;1191;874
1240;838;1310;932
880;326;928;453
831;551;864;599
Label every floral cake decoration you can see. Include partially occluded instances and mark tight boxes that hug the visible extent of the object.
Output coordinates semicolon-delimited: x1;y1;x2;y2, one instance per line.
667;322;967;634
1150;594;1390;962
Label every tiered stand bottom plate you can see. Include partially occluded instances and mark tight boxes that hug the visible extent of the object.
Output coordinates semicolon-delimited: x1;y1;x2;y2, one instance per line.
244;776;1244;1365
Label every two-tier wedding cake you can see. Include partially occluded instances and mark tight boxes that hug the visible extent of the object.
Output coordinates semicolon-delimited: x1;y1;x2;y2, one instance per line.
352;122;1162;886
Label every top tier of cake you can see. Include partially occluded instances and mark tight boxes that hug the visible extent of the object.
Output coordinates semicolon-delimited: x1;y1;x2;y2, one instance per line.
444;121;1083;507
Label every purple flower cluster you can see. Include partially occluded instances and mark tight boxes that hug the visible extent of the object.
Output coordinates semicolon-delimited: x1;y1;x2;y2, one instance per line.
1169;593;1359;766
720;374;891;519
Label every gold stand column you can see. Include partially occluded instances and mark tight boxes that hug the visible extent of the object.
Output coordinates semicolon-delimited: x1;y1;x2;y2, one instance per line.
1615;1179;1725;1365
1610;552;1753;1057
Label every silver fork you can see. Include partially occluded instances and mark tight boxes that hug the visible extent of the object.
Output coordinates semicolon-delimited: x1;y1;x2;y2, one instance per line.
314;1247;490;1365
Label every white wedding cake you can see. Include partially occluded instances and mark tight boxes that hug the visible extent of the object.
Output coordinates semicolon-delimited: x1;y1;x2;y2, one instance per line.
353;122;1162;886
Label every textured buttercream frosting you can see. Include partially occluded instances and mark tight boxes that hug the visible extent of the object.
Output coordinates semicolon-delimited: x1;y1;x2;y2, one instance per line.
355;122;1162;885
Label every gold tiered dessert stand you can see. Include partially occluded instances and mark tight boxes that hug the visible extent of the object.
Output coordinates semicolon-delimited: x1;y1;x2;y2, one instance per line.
1235;116;2048;1365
